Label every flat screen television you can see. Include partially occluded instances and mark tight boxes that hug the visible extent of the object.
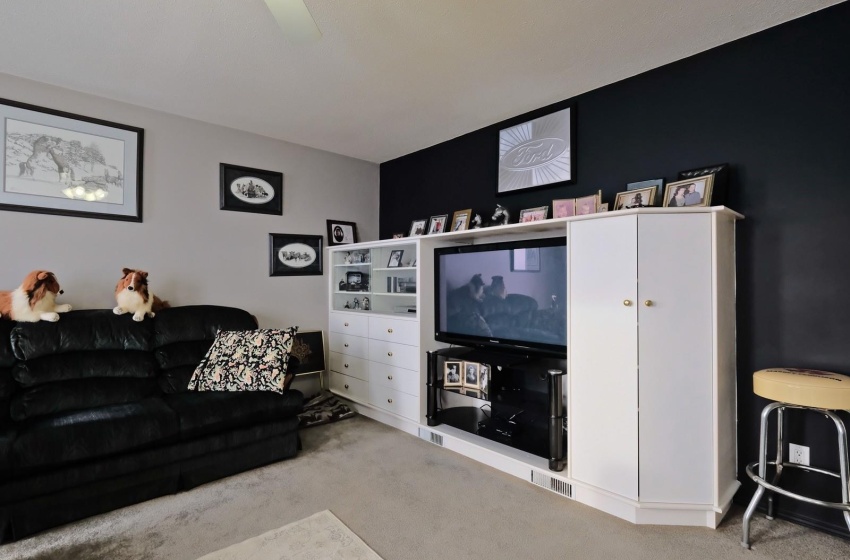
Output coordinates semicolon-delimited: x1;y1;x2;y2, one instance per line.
434;237;567;357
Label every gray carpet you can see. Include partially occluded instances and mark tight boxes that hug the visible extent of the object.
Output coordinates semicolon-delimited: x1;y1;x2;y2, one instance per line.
3;416;850;560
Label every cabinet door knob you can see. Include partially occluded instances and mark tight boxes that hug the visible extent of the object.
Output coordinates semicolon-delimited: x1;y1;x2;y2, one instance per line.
644;300;654;307
387;351;393;357
387;328;393;333
344;322;350;327
344;363;349;368
344;384;349;389
623;299;632;307
388;375;393;380
387;398;393;404
344;343;349;347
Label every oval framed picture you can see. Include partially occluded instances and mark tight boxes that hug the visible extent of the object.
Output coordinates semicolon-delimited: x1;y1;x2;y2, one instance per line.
269;234;323;276
221;163;283;215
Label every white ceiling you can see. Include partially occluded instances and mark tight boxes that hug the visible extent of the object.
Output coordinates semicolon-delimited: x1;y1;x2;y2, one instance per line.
0;0;841;163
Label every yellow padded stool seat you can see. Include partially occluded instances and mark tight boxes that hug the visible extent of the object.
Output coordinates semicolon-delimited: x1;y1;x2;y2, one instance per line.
754;368;850;410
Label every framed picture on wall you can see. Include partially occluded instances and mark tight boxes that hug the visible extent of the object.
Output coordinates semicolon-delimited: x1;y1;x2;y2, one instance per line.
327;220;358;245
0;97;144;222
498;104;576;194
220;163;283;216
269;233;323;276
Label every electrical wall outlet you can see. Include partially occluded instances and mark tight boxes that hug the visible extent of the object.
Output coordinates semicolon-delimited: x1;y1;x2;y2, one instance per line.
789;443;810;466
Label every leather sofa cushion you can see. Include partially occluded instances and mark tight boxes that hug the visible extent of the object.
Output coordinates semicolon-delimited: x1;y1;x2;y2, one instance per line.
12;350;158;387
158;365;196;394
10;378;159;422
0;321;14;367
0;368;13;400
153;306;257;348
12;310;152;361
154;340;213;370
163;390;303;440
0;425;14;475
12;398;178;472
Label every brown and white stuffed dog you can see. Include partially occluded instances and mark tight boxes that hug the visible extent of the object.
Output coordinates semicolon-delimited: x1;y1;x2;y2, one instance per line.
113;268;169;321
0;270;72;322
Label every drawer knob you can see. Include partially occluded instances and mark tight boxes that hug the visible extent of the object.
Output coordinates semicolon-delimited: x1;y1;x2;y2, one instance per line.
344;384;349;389
387;328;393;333
387;352;393;357
344;322;350;327
387;398;393;404
344;343;349;347
644;300;654;307
344;363;349;368
623;299;632;307
388;375;393;380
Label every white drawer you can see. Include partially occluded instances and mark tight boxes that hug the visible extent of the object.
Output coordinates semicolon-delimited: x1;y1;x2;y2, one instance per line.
329;333;368;359
368;361;419;396
368;316;419;346
368;339;419;370
330;372;368;403
329;313;368;337
329;352;369;381
369;383;419;421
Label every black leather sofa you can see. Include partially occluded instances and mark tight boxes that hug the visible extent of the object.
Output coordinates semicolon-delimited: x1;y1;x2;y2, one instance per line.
0;306;303;542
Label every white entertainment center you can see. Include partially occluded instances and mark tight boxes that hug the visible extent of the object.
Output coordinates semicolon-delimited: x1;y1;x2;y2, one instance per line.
327;206;742;528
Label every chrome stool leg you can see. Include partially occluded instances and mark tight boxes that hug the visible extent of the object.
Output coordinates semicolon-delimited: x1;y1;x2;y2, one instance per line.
766;406;785;520
742;402;782;549
824;410;850;531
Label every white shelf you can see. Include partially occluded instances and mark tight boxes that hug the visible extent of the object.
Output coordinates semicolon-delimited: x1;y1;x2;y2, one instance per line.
373;292;416;297
333;263;371;267
334;291;372;295
372;267;417;272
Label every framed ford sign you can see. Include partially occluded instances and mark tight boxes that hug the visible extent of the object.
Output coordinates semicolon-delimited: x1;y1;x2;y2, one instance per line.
497;105;575;194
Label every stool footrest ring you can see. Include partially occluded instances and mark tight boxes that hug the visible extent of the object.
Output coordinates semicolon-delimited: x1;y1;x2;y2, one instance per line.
746;461;850;512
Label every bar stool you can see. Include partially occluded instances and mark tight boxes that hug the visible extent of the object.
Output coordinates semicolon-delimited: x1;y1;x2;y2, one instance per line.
742;368;850;549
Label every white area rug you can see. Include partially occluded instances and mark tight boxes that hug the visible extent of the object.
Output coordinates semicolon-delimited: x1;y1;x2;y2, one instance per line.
197;510;383;560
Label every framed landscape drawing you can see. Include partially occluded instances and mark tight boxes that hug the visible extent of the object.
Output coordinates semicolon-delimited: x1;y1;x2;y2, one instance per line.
221;163;283;215
498;104;575;194
1;97;144;222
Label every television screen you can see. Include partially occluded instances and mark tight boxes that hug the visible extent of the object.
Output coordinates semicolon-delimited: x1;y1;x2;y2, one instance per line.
434;237;567;356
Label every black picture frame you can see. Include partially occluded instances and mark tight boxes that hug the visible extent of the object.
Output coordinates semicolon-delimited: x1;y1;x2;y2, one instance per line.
326;219;358;246
0;97;144;222
269;233;323;276
678;163;729;207
387;249;404;268
497;103;577;195
220;163;283;215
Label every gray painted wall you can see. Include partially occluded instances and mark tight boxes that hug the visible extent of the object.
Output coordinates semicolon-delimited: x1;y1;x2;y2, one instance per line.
0;72;379;340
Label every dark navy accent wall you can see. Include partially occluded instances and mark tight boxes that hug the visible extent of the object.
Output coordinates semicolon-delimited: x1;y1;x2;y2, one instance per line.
380;3;850;537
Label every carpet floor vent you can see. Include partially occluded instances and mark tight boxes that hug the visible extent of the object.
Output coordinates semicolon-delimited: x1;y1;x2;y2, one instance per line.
418;428;443;446
530;470;573;499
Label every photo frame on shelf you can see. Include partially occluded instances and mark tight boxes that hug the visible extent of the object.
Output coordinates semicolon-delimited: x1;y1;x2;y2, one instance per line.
479;364;490;394
1;97;144;222
614;186;656;210
269;233;323;276
387;249;404;268
462;361;481;390
427;214;448;234
450;208;472;231
498;104;575;194
598;202;609;212
444;361;463;388
326;220;358;246
627;178;665;193
663;175;715;208
220;163;283;216
552;198;575;218
391;233;404;239
408;218;427;237
678;163;728;206
518;205;549;223
575;193;599;216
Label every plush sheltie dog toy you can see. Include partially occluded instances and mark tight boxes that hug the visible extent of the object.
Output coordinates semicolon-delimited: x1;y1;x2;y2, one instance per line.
113;268;170;321
0;270;72;322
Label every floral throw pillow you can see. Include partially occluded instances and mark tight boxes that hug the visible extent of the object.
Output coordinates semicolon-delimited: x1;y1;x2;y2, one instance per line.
188;327;299;394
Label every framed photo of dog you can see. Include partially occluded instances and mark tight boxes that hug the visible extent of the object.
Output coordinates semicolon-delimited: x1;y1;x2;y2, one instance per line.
0;97;144;222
